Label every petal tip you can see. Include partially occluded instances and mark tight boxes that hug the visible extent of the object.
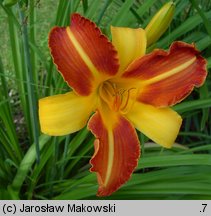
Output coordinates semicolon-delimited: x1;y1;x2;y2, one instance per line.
126;40;207;107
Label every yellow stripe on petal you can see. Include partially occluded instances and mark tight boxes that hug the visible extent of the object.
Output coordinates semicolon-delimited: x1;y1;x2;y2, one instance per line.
126;101;182;148
105;130;114;186
66;27;99;78
123;41;207;107
111;26;146;74
143;57;196;85
39;91;95;136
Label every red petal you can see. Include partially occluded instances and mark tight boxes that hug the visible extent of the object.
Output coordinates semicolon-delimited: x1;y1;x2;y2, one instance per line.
123;41;207;107
49;13;119;96
49;27;93;95
88;111;140;196
71;14;119;76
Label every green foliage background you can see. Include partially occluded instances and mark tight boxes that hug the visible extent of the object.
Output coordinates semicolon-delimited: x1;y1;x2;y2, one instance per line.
0;0;211;200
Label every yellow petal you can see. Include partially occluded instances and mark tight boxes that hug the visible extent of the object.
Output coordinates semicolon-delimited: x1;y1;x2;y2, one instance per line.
111;26;146;75
126;101;182;148
39;91;95;136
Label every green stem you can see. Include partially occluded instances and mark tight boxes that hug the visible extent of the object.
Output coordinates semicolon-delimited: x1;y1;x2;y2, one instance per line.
7;8;32;138
82;0;88;13
0;56;22;162
96;0;112;25
190;0;211;40
174;98;211;113
18;5;40;162
11;135;50;193
29;0;38;95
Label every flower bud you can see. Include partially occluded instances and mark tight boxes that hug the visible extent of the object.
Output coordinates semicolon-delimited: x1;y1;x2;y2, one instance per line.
145;1;175;46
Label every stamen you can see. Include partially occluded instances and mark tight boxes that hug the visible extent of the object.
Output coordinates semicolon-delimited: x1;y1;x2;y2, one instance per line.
120;88;137;114
99;81;137;113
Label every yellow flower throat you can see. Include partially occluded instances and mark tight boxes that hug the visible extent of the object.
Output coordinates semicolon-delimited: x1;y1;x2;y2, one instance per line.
99;81;137;114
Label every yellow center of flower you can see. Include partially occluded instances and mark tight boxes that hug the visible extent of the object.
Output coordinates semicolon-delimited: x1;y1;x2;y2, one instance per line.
99;81;137;114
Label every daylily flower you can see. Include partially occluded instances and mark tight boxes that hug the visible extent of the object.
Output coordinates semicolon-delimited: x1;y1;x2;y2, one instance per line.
39;13;207;196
